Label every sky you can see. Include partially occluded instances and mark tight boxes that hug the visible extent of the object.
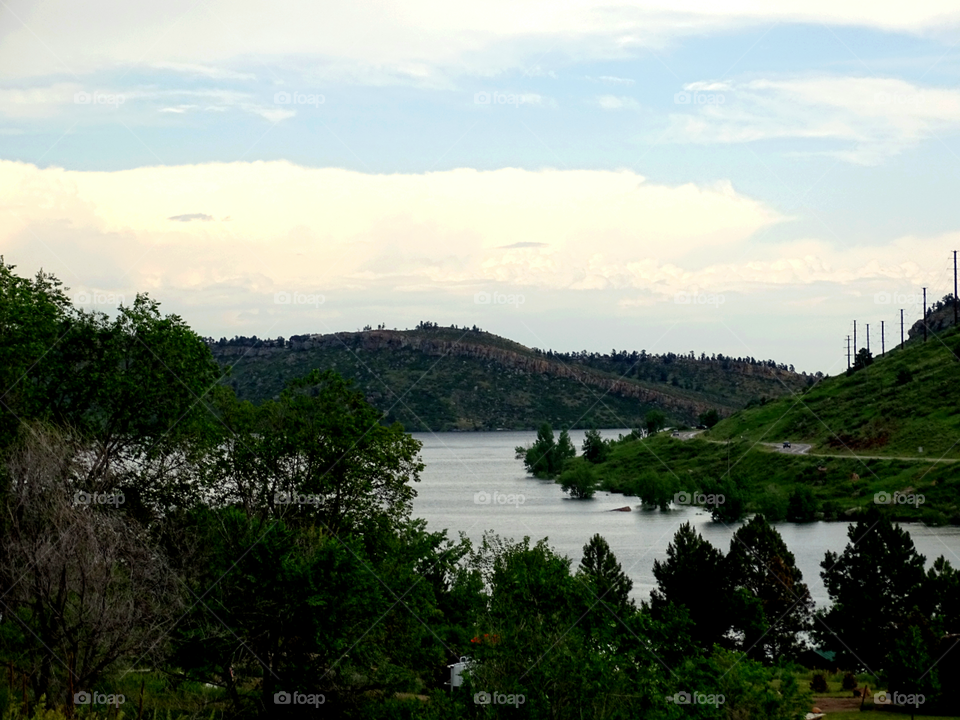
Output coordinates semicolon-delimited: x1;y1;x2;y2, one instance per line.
3;1;960;373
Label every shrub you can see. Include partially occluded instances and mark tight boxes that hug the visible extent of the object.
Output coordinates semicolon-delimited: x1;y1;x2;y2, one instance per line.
810;674;828;693
842;672;857;690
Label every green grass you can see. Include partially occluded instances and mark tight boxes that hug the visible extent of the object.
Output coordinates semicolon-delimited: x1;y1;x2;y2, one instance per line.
706;325;960;460
587;430;960;523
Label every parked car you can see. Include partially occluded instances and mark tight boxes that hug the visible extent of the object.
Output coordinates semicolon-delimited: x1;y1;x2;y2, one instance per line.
782;441;791;448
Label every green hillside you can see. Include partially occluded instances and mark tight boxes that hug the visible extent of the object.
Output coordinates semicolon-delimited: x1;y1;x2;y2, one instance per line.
208;324;811;432
706;323;960;459
578;323;960;523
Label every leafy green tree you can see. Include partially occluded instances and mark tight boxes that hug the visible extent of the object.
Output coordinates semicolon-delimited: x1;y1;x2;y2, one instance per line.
703;476;745;522
884;624;940;710
787;485;819;522
554;428;576;473
726;515;813;662
205;369;423;538
631;471;676;511
816;507;927;672
650;522;732;650
517;423;575;478
578;534;634;616
698;409;721;428
644;410;667;435
581;427;609;463
560;462;598;499
0;259;72;452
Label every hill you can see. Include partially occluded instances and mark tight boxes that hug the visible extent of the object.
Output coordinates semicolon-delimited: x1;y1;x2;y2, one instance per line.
207;324;812;432
706;322;960;459
577;320;960;523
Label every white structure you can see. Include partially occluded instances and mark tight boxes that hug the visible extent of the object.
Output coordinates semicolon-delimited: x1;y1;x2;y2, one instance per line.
446;656;473;690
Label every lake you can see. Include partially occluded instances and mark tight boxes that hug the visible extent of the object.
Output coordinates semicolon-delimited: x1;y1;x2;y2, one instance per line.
410;430;960;607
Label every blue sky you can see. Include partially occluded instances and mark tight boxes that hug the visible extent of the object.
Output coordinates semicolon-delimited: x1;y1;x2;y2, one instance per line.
2;1;960;372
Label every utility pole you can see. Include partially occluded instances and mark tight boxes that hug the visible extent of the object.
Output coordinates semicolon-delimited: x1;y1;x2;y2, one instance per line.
846;336;851;369
853;320;857;355
881;320;885;355
866;324;870;354
901;309;905;347
923;287;928;342
954;250;958;327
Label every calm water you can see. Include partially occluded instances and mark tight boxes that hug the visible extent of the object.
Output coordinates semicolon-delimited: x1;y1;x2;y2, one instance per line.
410;430;960;607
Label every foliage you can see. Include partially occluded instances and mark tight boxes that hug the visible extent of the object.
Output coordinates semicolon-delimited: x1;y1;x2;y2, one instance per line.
810;673;828;692
559;462;597;499
698;409;720;428
725;515;813;662
644;410;667;435
516;423;575;478
787;485;819;522
580;428;609;463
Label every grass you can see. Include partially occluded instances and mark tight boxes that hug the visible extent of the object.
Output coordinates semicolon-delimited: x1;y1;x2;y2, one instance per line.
705;325;960;460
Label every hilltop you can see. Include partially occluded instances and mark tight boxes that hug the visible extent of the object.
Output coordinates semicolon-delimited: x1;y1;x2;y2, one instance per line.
207;324;813;432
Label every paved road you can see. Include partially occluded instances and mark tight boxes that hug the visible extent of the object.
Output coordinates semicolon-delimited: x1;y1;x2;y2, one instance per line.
763;442;813;455
668;432;957;462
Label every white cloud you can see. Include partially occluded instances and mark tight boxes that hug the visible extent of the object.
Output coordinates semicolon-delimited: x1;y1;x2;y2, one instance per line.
596;94;640;110
665;76;960;163
1;159;952;314
1;1;959;83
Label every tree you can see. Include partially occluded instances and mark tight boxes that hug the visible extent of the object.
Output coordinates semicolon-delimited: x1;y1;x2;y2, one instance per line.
581;428;608;464
0;425;181;705
816;507;927;672
726;515;813;662
560;462;598;499
645;410;667;435
787;486;819;522
517;423;575;478
205;369;423;538
650;523;732;650
884;624;939;712
698;409;720;428
631;471;676;511
578;534;634;616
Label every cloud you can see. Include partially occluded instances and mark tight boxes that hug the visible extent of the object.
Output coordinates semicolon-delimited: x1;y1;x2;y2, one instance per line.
499;242;548;248
168;213;214;222
594;75;635;85
596;94;640;110
664;76;960;163
2;2;959;84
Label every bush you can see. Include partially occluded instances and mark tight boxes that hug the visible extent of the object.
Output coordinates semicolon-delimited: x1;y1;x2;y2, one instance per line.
810;673;828;693
842;672;857;690
787;486;819;522
896;367;913;385
560;462;598;499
